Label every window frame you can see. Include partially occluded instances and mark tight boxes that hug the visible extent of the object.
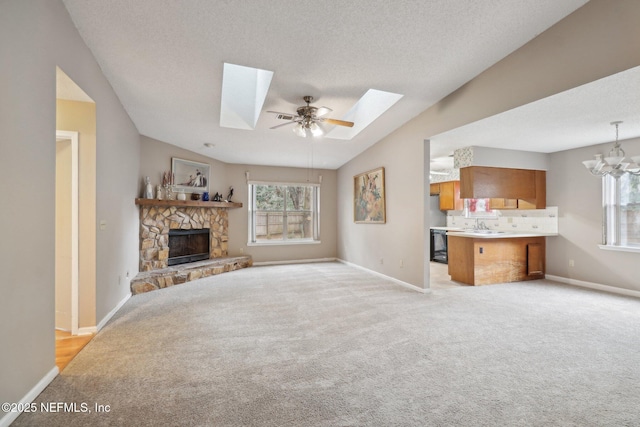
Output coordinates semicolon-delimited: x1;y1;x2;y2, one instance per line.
599;174;640;253
247;181;321;246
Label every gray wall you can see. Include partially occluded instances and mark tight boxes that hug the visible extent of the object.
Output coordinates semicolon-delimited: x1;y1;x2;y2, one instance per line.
336;0;640;289
547;137;640;292
0;0;139;411
470;147;550;171
337;123;428;288
140;135;229;198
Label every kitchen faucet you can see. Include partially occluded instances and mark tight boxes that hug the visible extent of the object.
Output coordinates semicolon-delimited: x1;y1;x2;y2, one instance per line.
475;219;489;230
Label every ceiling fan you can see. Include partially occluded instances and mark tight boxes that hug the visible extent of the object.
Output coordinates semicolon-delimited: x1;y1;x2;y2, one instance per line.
268;96;354;137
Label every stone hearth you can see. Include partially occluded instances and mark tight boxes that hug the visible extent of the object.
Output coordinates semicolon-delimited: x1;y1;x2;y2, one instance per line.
133;199;251;295
130;256;252;295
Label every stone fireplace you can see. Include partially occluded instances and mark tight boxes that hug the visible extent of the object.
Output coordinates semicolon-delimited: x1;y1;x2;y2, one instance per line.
131;199;252;295
138;204;228;271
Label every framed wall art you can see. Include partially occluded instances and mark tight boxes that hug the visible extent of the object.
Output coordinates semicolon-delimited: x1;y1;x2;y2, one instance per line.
171;158;210;193
354;167;386;223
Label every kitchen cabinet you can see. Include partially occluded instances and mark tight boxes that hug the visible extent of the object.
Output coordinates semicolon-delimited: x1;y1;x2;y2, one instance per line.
438;181;463;211
448;235;546;285
430;183;440;196
460;167;546;209
489;198;518;210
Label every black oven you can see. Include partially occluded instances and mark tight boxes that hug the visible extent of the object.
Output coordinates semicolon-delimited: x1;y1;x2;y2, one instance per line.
430;229;448;264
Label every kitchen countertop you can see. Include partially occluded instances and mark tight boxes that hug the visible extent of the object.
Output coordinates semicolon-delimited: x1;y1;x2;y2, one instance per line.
430;227;464;231
446;230;558;238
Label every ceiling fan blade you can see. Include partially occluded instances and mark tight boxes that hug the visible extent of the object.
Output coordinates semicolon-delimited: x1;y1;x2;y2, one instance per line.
266;111;299;121
323;118;354;128
315;106;332;117
270;121;299;130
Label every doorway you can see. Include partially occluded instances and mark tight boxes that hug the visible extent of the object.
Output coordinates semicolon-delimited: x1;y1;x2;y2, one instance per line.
55;67;97;370
55;131;79;334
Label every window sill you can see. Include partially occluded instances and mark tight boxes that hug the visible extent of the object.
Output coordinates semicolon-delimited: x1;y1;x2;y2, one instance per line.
248;240;321;247
598;244;640;254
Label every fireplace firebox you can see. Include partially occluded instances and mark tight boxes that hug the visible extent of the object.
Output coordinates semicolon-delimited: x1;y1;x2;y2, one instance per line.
168;229;210;266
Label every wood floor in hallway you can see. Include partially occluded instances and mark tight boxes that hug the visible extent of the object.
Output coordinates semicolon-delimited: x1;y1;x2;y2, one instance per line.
55;330;95;372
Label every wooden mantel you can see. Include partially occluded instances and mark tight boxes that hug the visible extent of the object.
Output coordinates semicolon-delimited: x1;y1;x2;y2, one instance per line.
135;198;242;209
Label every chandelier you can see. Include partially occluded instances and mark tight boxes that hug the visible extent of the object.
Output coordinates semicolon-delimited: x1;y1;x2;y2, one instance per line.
582;121;640;178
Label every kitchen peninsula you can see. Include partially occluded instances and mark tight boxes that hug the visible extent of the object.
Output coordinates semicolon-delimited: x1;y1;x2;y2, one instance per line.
447;230;556;286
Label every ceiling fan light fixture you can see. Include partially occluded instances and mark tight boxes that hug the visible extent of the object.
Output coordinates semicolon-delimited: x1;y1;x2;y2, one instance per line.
309;122;323;137
293;123;306;137
269;95;354;138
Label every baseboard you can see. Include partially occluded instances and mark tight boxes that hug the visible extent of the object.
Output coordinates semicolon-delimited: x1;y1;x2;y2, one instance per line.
337;259;429;294
77;326;97;335
0;366;58;427
253;257;337;267
96;292;131;331
546;274;640;299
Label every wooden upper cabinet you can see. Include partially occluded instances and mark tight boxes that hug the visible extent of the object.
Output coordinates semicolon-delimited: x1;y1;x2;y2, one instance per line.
439;181;464;211
460;166;546;209
430;183;440;196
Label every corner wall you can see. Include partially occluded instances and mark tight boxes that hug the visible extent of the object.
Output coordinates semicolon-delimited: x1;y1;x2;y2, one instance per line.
139;137;338;264
0;0;139;414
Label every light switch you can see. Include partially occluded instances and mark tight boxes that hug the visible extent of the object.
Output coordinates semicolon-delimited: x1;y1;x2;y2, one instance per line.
99;220;107;230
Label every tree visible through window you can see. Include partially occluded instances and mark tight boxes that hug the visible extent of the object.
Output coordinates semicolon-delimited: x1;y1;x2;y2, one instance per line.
249;183;319;243
604;174;640;247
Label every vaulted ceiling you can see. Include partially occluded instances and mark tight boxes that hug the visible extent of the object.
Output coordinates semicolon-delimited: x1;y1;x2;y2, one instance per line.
61;0;589;169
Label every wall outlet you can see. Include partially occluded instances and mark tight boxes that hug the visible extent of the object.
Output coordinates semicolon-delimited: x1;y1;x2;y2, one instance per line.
239;247;244;254
569;259;575;267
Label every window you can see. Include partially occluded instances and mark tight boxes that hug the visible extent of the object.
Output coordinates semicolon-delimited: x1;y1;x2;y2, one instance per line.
248;182;320;244
603;174;640;248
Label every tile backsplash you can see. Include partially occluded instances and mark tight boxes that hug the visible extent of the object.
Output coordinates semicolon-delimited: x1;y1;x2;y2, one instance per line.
446;207;558;234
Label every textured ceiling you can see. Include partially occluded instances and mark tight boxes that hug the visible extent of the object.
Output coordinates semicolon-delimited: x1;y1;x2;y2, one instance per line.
61;0;588;169
429;65;640;166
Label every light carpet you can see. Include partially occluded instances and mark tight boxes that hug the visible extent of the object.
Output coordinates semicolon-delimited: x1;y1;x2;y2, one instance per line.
15;262;640;426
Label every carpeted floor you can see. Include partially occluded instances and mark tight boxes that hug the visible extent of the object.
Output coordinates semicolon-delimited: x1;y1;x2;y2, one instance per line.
14;262;640;426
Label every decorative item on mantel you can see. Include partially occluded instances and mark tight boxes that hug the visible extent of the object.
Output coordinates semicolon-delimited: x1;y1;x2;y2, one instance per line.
202;191;210;201
177;189;186;201
156;185;163;200
144;176;154;199
162;171;174;200
191;192;201;201
226;186;234;202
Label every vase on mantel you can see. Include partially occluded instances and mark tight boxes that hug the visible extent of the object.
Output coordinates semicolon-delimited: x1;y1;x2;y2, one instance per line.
177;190;186;201
144;176;154;199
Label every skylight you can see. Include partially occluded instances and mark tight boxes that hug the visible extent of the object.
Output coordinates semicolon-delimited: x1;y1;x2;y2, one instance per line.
220;63;273;130
325;89;403;140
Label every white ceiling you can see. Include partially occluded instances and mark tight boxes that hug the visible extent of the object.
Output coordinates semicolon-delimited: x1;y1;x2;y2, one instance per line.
61;0;588;169
429;65;640;169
